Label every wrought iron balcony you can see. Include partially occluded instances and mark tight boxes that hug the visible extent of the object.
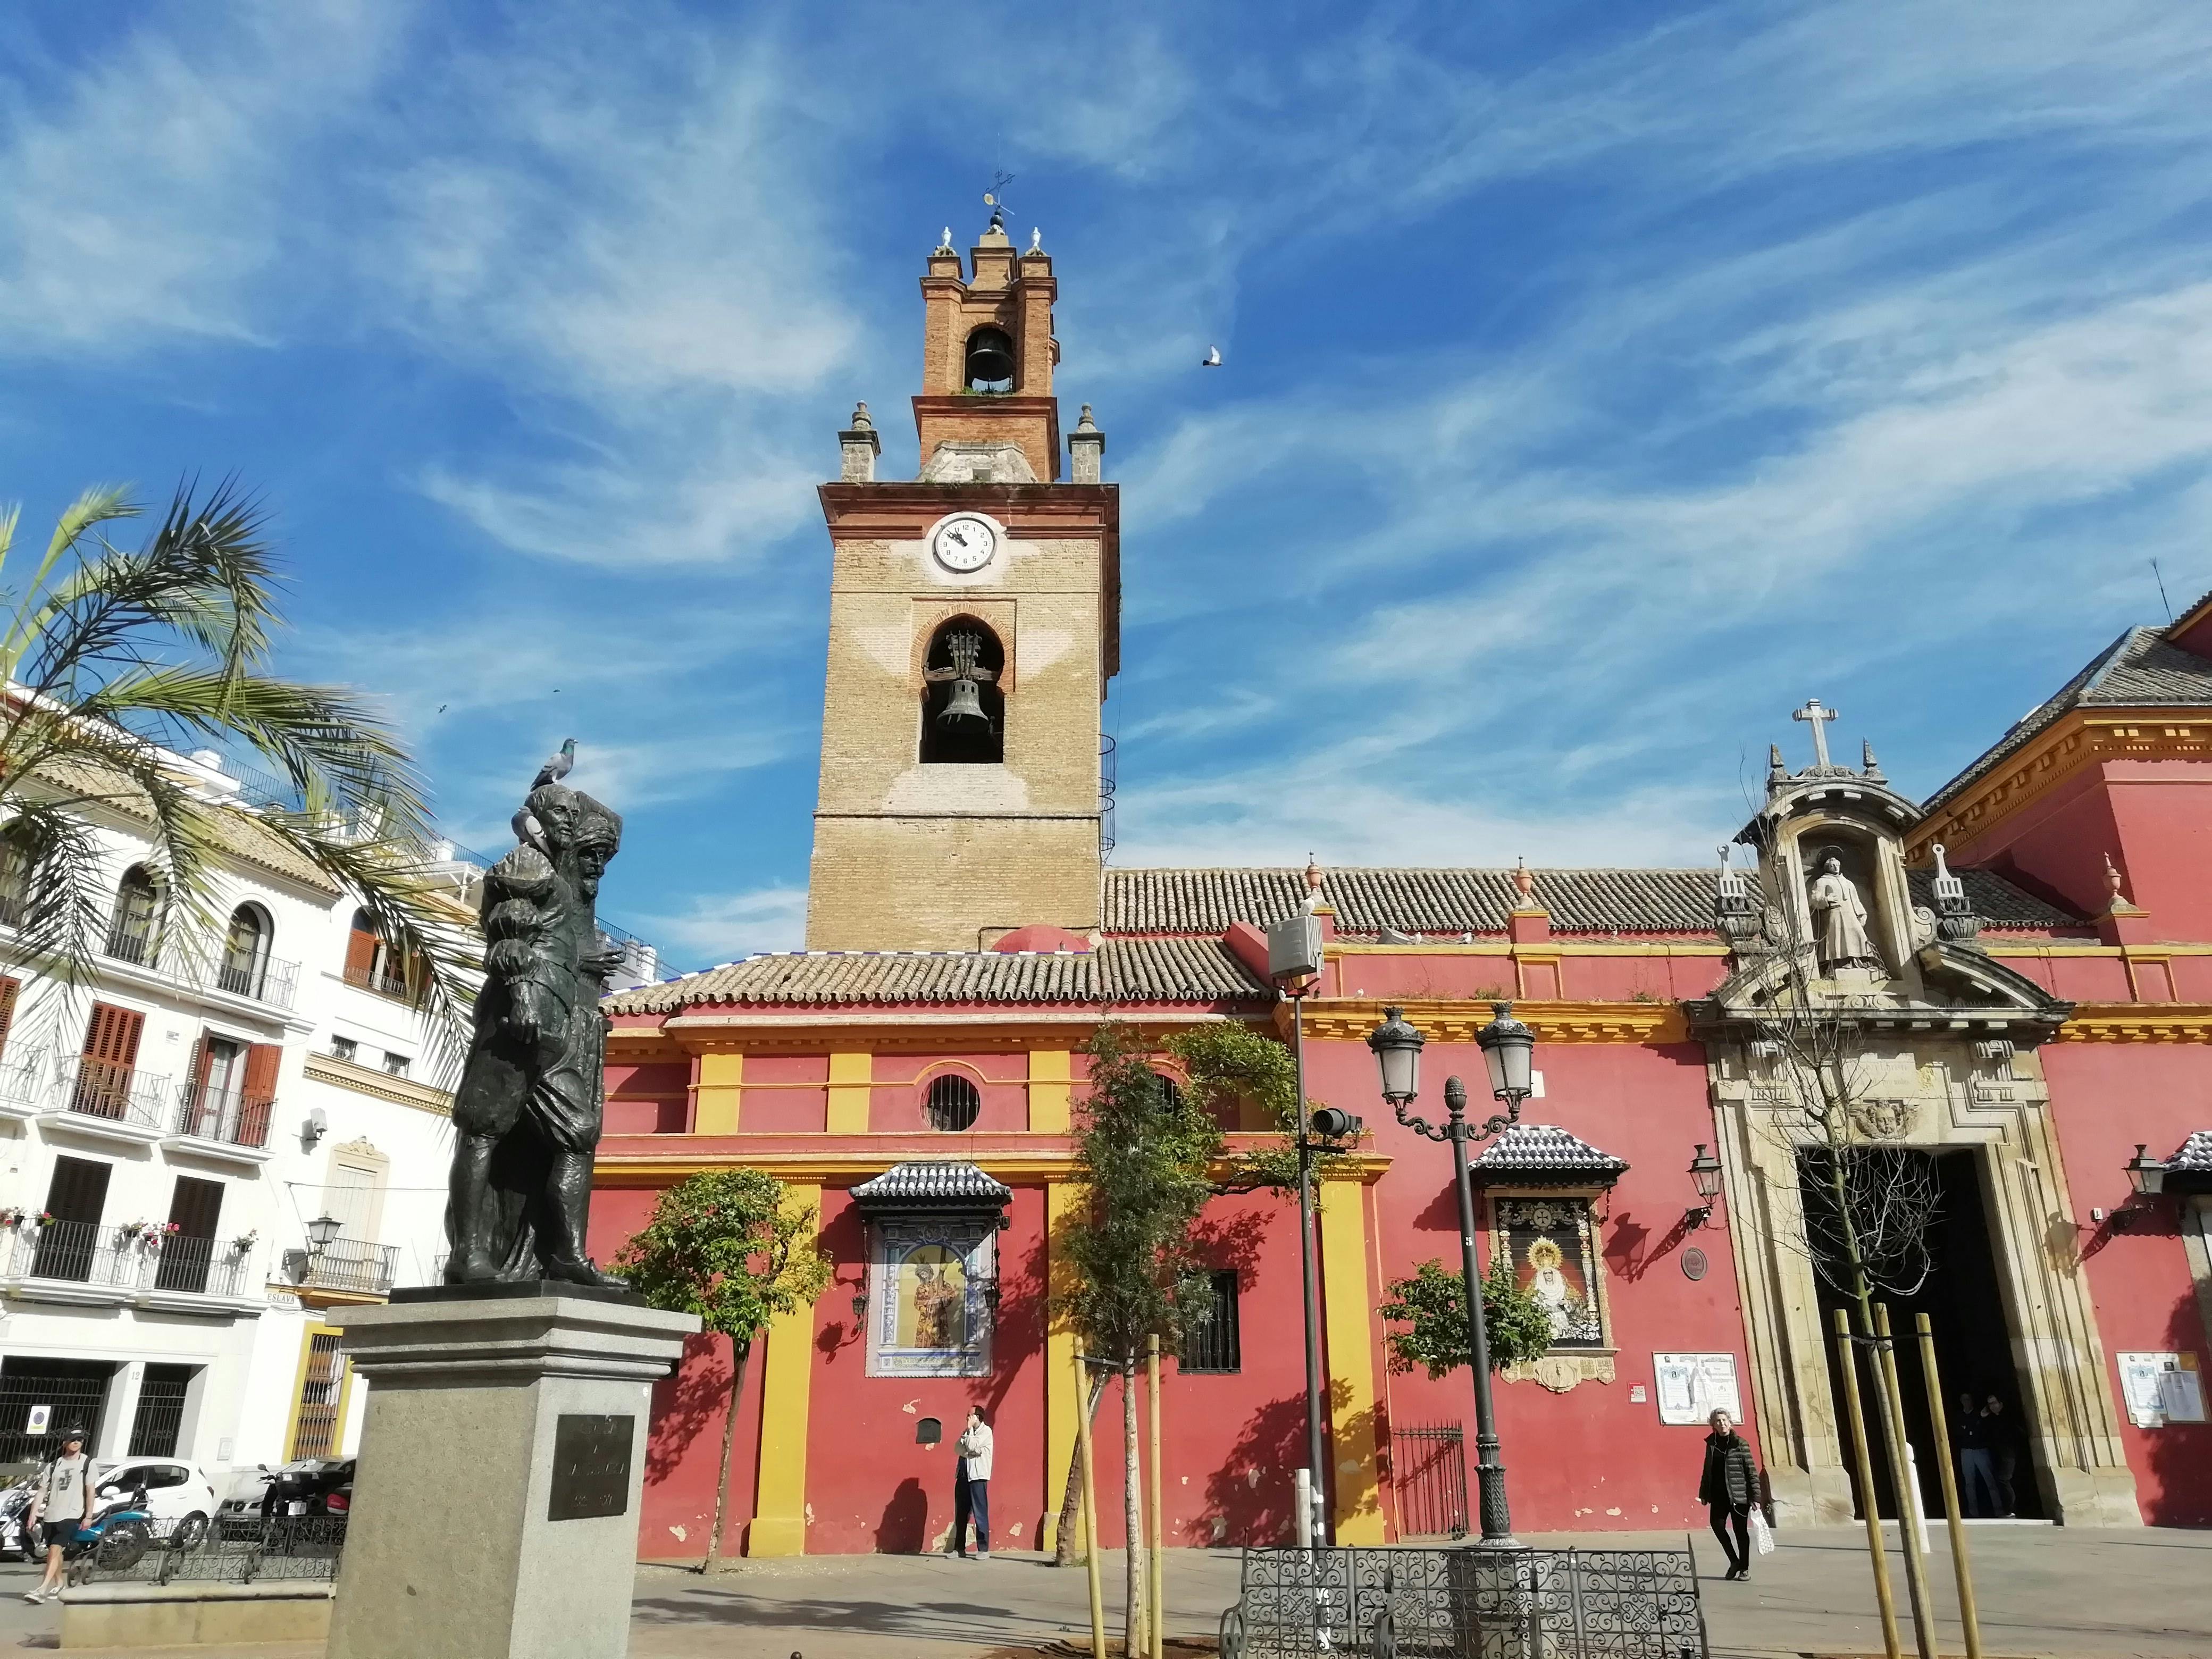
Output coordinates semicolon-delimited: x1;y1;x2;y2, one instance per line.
172;1079;274;1149
4;1218;135;1288
58;1057;169;1131
91;927;301;1010
103;918;156;966
144;1233;249;1298
1;1221;251;1300
0;1048;46;1113
206;952;300;1009
343;960;412;1001
284;1237;399;1297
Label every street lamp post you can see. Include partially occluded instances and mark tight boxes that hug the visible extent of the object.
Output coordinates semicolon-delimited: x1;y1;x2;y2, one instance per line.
1368;1001;1535;1547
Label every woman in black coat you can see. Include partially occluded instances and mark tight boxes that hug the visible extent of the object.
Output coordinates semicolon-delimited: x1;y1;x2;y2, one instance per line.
1698;1408;1759;1580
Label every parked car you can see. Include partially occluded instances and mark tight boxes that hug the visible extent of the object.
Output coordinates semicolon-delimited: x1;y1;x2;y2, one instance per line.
0;1476;38;1561
217;1459;354;1528
90;1460;222;1549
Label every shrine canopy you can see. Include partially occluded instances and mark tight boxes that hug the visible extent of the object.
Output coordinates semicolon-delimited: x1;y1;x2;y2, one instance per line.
1471;1124;1630;1189
851;1161;1014;1217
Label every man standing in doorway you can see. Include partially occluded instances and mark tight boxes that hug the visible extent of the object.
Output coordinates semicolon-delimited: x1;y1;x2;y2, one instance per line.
1956;1395;1999;1517
953;1406;993;1560
23;1426;95;1604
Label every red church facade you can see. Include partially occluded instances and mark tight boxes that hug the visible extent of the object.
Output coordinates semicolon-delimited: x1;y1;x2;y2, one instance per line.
589;228;2212;1561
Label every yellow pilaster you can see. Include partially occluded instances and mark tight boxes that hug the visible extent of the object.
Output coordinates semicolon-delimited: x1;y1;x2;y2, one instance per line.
693;1051;742;1134
1042;1179;1081;1554
826;1051;872;1133
1319;1176;1384;1543
748;1182;820;1558
1028;1049;1072;1133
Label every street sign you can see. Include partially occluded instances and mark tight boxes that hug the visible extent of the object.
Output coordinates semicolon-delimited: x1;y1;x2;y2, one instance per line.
26;1405;51;1436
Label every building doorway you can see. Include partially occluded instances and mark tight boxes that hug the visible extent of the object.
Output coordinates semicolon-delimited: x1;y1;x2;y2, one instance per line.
1809;1146;2041;1520
0;1359;115;1467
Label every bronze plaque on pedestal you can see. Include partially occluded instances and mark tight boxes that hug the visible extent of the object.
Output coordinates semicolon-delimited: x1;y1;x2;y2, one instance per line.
548;1413;634;1521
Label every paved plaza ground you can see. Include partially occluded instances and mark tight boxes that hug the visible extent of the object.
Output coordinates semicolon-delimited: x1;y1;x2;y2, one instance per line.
0;1526;2206;1657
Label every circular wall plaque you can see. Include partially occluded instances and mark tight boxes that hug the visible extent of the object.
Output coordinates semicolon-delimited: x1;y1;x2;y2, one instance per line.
1681;1246;1710;1281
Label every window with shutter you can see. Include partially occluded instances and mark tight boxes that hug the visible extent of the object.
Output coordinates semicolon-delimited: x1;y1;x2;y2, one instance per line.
155;1176;224;1294
239;1043;281;1147
0;975;19;1060
74;1003;146;1119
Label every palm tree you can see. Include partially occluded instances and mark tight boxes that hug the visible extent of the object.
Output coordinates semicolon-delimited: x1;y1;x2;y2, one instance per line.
0;479;473;1048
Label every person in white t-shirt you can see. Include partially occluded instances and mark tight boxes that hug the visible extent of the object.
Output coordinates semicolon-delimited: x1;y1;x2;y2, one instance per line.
24;1427;96;1604
952;1407;993;1560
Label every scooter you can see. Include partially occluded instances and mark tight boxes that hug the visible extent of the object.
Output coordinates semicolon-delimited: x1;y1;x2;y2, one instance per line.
60;1482;155;1581
0;1478;37;1562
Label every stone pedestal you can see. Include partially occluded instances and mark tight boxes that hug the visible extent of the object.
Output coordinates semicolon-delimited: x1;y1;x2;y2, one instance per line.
326;1284;700;1659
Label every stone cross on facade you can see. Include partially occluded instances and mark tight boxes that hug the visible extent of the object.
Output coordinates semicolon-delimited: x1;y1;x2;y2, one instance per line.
1792;698;1839;768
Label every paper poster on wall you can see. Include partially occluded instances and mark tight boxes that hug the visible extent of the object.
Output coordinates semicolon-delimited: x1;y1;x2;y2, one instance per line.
2118;1352;2207;1426
1654;1353;1741;1425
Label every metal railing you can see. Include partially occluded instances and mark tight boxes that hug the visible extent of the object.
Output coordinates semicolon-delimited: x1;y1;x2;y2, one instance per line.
3;1220;250;1299
285;1237;398;1297
103;919;156;966
204;951;300;1009
343;960;412;1000
0;1047;46;1109
1393;1425;1470;1541
60;1057;169;1130
1221;1545;1706;1659
74;1515;348;1587
172;1079;274;1149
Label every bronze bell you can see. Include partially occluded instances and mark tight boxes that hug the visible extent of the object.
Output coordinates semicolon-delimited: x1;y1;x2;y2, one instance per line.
965;328;1016;388
937;676;990;729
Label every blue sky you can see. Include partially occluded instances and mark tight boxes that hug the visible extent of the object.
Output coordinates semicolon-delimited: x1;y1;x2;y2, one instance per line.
5;2;2211;972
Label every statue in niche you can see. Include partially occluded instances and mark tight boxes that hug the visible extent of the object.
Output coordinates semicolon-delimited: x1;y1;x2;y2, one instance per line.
445;748;627;1287
1807;848;1883;973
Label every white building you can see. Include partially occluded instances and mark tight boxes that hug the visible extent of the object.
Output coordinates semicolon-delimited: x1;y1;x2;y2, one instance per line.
0;747;481;1485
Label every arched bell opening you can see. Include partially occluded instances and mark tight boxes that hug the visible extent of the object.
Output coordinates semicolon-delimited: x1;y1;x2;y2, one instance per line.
964;326;1016;394
920;619;1006;765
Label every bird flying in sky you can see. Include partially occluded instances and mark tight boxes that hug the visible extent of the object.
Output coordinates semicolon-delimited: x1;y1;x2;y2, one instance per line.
1202;345;1222;367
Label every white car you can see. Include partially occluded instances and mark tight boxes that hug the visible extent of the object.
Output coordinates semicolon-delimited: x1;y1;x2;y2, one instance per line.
91;1458;221;1545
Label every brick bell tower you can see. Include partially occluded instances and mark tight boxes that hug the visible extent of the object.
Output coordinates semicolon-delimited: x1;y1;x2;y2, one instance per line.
804;213;1119;952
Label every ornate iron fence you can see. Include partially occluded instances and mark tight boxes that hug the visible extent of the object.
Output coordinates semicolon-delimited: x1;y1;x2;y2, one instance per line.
71;1515;348;1587
1220;1545;1706;1659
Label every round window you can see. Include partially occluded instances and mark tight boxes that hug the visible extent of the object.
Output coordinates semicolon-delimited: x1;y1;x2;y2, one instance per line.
925;1074;982;1132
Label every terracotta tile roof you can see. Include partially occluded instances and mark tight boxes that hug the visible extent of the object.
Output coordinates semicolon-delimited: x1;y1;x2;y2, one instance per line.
1105;865;2077;936
605;935;1270;1015
851;1161;1013;1211
37;754;338;894
2167;1130;2212;1175
1924;627;2212;816
1472;1124;1630;1182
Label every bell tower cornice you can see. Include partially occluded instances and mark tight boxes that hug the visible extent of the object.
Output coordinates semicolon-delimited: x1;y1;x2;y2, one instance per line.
915;224;1063;483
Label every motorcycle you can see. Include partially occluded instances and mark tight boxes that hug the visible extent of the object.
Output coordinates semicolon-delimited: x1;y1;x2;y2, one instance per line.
0;1477;38;1562
60;1481;156;1581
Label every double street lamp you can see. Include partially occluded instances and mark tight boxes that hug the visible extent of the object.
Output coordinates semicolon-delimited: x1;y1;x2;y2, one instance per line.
1367;1001;1537;1548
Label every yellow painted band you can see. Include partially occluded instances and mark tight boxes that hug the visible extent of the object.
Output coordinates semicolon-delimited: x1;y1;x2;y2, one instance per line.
695;1050;742;1134
1318;1182;1384;1544
826;1052;872;1133
1028;1049;1073;1133
748;1182;820;1558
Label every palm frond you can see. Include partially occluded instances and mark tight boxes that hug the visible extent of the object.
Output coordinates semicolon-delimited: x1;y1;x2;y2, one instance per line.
0;486;139;680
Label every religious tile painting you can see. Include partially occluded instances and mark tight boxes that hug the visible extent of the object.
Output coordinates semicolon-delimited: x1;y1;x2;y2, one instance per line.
1496;1196;1605;1348
865;1217;997;1378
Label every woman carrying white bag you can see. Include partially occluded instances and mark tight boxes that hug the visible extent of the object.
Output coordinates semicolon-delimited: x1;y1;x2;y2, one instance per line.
1697;1408;1765;1581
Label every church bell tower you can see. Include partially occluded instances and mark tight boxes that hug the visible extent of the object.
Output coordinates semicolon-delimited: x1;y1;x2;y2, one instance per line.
803;214;1118;952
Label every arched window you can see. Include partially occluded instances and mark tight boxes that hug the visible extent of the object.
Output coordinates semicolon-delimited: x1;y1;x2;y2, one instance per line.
964;326;1016;393
1152;1071;1184;1113
106;866;159;965
221;904;272;998
920;620;1006;765
924;1074;982;1132
0;823;37;928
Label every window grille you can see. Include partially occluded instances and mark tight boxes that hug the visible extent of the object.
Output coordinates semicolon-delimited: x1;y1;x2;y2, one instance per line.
1182;1269;1242;1372
1152;1071;1183;1112
288;1332;347;1460
128;1365;195;1458
925;1074;982;1132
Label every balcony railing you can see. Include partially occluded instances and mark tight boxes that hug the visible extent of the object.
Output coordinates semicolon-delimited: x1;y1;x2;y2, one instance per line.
60;1057;169;1130
104;919;155;966
211;953;300;1008
0;1048;46;1110
284;1238;398;1297
173;1079;274;1149
2;1220;248;1298
343;960;413;1002
91;926;301;1010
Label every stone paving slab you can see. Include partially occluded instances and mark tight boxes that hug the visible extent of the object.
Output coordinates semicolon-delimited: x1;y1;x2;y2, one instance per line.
4;1526;2209;1658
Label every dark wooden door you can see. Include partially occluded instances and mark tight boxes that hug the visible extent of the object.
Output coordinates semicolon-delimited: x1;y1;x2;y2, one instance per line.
156;1177;224;1293
35;1157;111;1280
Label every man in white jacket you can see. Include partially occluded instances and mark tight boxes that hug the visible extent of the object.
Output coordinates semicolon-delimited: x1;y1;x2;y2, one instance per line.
953;1407;993;1559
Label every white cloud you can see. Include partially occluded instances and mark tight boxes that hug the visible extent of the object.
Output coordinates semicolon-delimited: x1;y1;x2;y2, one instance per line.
638;884;808;969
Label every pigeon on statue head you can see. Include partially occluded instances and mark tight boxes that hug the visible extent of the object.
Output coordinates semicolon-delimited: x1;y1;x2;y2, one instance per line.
532;738;576;791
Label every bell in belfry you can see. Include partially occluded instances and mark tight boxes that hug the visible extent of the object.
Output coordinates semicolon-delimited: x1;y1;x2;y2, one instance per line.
937;674;990;730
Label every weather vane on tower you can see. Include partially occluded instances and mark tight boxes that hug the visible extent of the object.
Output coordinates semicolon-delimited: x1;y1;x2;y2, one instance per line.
984;169;1015;233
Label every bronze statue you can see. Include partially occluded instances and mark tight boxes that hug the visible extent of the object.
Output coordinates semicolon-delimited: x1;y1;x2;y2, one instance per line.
445;747;626;1287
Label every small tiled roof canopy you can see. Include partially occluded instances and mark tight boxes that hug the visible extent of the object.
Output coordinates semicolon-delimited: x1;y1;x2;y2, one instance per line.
2163;1130;2212;1194
851;1161;1014;1214
1471;1125;1630;1187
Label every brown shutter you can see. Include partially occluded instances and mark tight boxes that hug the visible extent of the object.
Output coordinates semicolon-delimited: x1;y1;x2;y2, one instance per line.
82;1002;146;1067
43;1156;112;1224
344;916;378;979
0;975;19;1060
239;1043;281;1147
166;1175;224;1239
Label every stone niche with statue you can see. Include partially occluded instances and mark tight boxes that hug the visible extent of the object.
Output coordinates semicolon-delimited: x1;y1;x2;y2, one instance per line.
1687;705;2141;1529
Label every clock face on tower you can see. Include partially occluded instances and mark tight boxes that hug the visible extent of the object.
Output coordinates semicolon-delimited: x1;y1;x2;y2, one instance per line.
930;513;1000;574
